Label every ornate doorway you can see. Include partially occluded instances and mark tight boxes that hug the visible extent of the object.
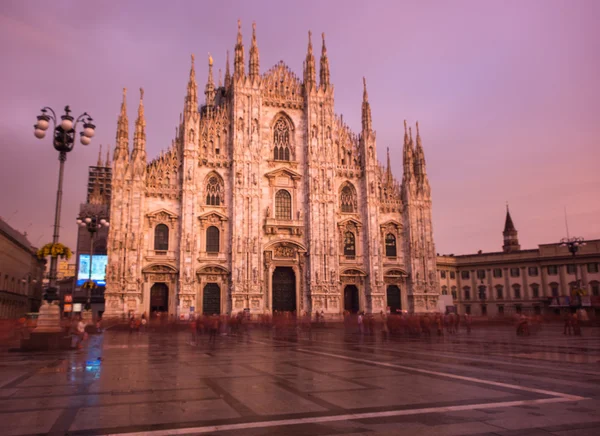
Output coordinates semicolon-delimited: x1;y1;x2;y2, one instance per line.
386;285;401;313
150;283;169;313
344;285;360;313
272;267;296;313
203;283;221;315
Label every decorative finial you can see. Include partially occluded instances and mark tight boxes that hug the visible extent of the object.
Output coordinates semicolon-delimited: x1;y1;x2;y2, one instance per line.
140;87;144;101
252;21;256;36
191;53;195;66
208;52;213;66
404;120;407;134
218;68;222;87
416;121;420;136
308;30;313;50
238;19;242;32
362;77;368;100
409;126;413;140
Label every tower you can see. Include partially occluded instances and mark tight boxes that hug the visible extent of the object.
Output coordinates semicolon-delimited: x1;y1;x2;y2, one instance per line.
402;122;438;312
502;205;520;252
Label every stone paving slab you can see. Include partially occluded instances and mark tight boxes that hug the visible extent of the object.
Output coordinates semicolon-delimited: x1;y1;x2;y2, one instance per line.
0;326;598;435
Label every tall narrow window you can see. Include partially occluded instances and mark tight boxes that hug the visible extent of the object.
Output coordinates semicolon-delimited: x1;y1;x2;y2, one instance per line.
385;233;397;257
206;226;220;253
275;190;292;220
273;118;291;161
340;183;357;213
154;224;169;251
206;175;224;206
344;231;356;257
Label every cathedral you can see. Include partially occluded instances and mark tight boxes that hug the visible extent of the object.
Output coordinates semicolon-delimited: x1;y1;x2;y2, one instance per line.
104;22;439;318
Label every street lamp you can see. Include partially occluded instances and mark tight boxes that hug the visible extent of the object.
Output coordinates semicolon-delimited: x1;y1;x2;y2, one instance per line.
34;106;95;301
76;214;109;311
560;236;586;307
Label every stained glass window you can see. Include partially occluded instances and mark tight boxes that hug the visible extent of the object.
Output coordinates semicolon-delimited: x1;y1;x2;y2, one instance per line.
344;231;356;257
385;233;397;257
206;175;223;206
206;226;220;253
273;118;291;161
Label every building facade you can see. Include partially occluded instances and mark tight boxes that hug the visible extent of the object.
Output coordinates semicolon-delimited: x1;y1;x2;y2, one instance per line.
73;148;112;316
0;218;45;318
437;208;600;317
104;23;439;318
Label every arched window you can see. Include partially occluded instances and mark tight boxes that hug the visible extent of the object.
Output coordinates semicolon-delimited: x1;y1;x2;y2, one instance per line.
385;233;397;257
154;224;169;251
340;183;357;213
441;286;448;295
273;117;291;161
275;190;292;220
206;174;224;206
344;231;356;257
206;226;220;253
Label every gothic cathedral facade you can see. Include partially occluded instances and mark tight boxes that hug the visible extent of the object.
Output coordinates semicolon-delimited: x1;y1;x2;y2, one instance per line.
104;22;439;318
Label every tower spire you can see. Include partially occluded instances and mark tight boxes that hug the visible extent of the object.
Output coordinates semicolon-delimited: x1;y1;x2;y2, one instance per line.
225;50;231;88
402;120;414;181
386;146;393;184
502;204;520;252
249;21;260;81
133;87;146;153
319;32;330;90
114;87;129;161
361;77;372;132
205;53;215;107
414;121;426;179
105;148;111;167
304;30;316;90
185;54;198;115
97;144;103;167
234;19;245;79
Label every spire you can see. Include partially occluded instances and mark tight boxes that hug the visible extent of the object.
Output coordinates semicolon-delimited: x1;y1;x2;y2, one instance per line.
361;77;372;132
414;121;426;179
114;87;129;161
502;204;520;252
319;32;330;90
504;204;517;232
249;21;260;81
205;53;215;107
105;148;111;167
385;146;393;184
234;19;245;79
133;88;146;154
403;121;414;180
225;50;231;89
185;54;198;115
218;68;222;87
97;144;103;167
304;30;316;90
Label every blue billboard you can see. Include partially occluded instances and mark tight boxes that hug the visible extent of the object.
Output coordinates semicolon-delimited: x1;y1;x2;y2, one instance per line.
77;254;108;286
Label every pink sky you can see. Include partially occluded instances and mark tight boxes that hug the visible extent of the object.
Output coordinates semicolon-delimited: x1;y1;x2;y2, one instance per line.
1;0;598;255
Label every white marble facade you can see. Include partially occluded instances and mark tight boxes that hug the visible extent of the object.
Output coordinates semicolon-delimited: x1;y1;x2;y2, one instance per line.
104;23;439;318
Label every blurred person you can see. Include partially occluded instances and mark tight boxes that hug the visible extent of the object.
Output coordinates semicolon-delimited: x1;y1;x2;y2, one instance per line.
563;311;572;335
358;312;364;334
380;311;389;340
209;314;219;343
464;313;472;334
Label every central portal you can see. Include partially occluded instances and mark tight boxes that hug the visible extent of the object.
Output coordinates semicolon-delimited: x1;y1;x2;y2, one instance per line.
272;267;296;313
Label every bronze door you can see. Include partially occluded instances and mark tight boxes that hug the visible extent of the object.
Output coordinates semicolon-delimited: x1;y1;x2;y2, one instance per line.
272;267;296;313
386;285;401;313
150;283;169;312
203;283;221;315
344;285;359;313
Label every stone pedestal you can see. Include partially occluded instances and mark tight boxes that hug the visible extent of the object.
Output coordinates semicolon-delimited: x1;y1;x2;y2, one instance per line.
21;301;71;350
33;300;63;333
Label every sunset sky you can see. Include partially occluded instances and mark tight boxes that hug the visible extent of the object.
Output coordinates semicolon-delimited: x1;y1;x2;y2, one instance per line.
1;0;598;255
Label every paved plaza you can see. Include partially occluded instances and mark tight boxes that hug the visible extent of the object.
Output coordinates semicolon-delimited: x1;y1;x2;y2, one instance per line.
1;324;600;435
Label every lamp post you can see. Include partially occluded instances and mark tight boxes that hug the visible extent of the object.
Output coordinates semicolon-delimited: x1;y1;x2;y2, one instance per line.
76;215;109;311
560;236;586;308
34;106;96;301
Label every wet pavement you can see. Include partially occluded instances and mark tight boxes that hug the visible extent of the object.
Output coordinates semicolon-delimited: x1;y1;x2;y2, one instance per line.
1;324;599;435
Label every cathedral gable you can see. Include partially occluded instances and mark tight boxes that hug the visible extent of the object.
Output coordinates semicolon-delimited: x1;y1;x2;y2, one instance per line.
262;62;303;109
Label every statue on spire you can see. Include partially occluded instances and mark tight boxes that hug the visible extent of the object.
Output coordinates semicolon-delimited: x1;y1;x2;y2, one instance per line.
320;32;330;89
